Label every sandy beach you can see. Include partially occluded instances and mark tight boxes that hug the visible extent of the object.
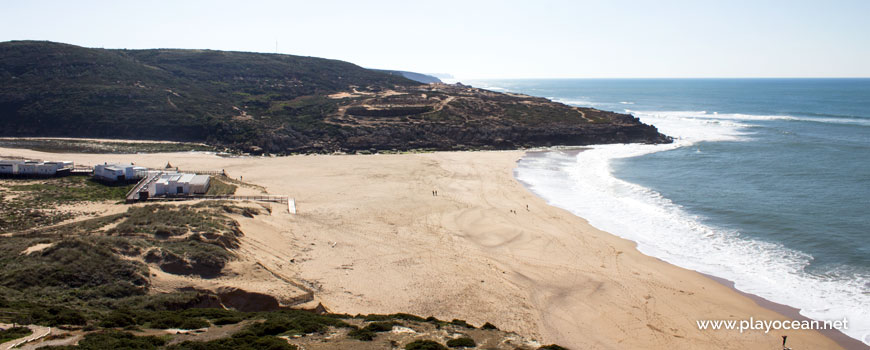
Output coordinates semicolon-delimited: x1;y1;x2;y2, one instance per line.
0;147;847;349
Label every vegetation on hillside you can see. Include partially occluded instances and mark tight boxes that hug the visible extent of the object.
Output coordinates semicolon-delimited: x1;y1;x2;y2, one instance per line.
1;41;670;154
0;175;132;232
0;138;217;154
0;202;253;326
0;326;32;343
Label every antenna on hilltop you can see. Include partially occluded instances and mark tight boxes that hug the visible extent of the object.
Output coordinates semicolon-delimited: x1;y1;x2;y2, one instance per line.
275;40;278;54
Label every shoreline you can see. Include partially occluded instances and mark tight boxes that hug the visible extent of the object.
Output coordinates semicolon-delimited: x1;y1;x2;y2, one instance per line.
515;148;866;349
0;146;850;349
702;273;867;350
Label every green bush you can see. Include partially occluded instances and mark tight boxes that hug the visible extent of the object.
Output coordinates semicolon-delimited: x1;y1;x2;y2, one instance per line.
363;313;425;322
48;331;166;350
1;239;148;298
538;345;568;350
446;337;476;348
348;321;395;340
99;310;136;328
0;326;32;344
168;334;297;350
481;322;498;330
212;316;244;325
347;328;376;341
405;340;447;350
240;310;350;337
146;312;209;330
25;306;88;326
364;321;395;332
179;308;240;319
450;319;475;329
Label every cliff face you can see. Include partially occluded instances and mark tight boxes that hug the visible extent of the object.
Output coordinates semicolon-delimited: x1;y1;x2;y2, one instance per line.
0;41;671;153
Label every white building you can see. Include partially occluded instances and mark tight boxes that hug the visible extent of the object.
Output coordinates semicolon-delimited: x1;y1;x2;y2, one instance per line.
0;160;73;176
0;160;22;175
16;161;40;175
38;161;73;175
94;163;147;182
147;173;210;197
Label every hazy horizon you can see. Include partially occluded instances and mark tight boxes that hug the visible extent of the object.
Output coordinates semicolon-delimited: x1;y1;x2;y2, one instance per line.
2;0;869;80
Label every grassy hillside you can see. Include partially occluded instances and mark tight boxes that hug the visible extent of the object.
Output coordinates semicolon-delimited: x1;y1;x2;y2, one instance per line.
0;41;670;153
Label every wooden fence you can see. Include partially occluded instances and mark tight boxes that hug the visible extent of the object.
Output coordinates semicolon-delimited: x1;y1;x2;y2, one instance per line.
177;169;228;176
150;194;289;204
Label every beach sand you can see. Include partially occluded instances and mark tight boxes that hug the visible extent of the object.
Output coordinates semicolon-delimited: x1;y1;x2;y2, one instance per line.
0;147;847;349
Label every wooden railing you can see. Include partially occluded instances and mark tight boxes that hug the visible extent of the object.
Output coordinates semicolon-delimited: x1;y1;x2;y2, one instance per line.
177;169;227;176
152;194;289;204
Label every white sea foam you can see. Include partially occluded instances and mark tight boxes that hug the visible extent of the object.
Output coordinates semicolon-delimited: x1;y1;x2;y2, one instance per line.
516;110;870;345
552;97;599;107
626;109;870;127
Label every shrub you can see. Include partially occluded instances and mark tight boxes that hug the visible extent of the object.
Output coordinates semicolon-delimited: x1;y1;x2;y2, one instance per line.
539;345;568;350
405;340;448;350
363;313;425;322
212;316;244;325
25;306;88;326
391;313;426;322
179;308;241;320
0;327;32;344
168;334;297;350
450;319;475;329
446;337;476;348
64;331;166;350
481;322;498;330
348;328;376;341
365;321;395;332
241;310;350;337
348;321;395;341
144;311;209;329
99;311;136;328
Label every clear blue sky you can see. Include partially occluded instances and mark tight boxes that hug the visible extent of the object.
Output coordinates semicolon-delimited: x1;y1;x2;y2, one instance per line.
2;0;868;79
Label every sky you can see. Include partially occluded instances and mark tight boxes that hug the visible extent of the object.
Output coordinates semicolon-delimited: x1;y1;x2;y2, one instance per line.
1;0;868;79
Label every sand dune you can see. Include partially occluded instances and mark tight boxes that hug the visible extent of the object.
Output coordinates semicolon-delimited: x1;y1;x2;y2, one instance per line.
0;147;843;349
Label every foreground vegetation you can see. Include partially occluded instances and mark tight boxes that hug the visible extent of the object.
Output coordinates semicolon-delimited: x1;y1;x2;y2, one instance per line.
0;182;566;349
0;175;133;232
0;326;32;343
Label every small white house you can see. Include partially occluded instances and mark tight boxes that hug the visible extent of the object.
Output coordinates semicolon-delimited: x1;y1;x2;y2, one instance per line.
94;163;147;182
147;173;210;196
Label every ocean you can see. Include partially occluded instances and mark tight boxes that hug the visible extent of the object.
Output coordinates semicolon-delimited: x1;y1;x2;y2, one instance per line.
470;78;870;345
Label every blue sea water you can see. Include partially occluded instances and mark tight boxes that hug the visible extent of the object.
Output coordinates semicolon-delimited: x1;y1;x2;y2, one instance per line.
473;79;870;344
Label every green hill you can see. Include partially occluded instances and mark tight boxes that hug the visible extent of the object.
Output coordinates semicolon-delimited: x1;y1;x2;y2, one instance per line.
0;41;670;153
